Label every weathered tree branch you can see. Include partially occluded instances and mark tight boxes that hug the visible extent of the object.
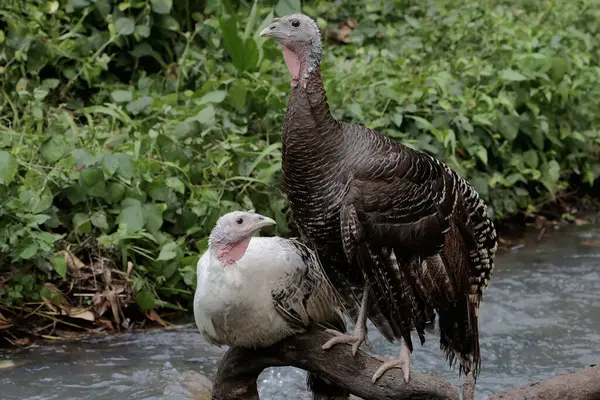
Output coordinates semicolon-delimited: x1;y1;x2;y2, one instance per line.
211;329;459;400
210;330;600;400
490;365;600;400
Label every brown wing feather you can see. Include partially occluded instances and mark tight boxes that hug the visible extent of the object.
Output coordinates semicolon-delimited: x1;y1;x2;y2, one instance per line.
270;239;346;333
341;136;496;377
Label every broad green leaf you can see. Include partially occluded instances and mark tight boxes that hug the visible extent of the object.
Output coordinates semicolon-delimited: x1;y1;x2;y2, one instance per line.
243;0;259;41
199;91;227;105
126;96;153;115
32;192;54;214
102;154;120;177
150;0;172;14
143;203;164;233
14;237;39;260
242;38;259;71
41;79;60;90
404;15;421;29
476;146;488;165
219;16;247;72
106;182;126;203
135;289;156;310
228;80;247;109
27;214;50;227
275;0;301;16
194;106;215;126
166;177;185;194
114;154;135;180
73;213;92;234
154;15;180;31
91;211;110;230
147;181;169;202
540;160;561;194
115;17;135;35
497;115;519;141
81;167;104;187
135;25;150;38
409;116;434;131
523;150;539;168
51;255;68;279
0;150;18;185
72;149;101;166
40;135;70;164
118;199;145;233
499;69;528;82
162;261;178;279
111;90;132;103
157;241;178;261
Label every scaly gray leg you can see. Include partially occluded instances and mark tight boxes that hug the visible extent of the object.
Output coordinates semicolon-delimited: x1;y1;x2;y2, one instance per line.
322;284;371;356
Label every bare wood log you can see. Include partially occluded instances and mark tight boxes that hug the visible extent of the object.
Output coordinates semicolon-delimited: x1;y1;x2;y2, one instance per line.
211;329;459;400
490;365;600;400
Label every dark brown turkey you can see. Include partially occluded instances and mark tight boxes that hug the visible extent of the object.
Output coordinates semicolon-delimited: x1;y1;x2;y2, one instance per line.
260;14;498;387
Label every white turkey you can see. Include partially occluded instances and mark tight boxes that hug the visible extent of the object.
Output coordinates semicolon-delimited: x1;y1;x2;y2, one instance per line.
260;13;498;388
194;210;349;399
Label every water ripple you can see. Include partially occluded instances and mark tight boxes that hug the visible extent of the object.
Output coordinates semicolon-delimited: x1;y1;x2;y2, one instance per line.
1;225;599;399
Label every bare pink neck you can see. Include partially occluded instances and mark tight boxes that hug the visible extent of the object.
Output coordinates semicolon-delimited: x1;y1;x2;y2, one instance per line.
215;237;251;265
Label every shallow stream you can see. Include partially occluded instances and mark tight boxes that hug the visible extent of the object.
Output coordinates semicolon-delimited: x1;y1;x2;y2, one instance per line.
2;225;599;399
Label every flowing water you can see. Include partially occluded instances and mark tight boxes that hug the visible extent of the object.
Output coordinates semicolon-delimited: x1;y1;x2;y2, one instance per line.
2;224;600;399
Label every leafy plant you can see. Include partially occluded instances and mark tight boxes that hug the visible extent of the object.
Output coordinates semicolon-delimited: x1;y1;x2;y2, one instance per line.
0;0;598;334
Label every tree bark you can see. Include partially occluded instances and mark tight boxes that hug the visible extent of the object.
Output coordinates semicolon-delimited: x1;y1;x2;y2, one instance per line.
490;365;600;400
210;330;600;400
211;329;459;400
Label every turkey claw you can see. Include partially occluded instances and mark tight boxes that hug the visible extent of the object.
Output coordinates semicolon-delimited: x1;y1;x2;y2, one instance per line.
371;344;412;384
321;328;369;356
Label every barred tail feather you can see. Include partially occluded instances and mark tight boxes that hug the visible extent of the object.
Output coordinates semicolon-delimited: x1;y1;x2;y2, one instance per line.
438;295;480;378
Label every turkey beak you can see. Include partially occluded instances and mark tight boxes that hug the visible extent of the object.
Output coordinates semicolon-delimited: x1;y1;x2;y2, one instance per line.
252;214;276;230
259;21;282;39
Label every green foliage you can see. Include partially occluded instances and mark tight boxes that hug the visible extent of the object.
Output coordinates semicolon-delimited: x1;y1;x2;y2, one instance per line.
0;0;599;316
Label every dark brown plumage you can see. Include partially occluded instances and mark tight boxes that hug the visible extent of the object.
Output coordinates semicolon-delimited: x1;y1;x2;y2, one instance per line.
260;13;497;385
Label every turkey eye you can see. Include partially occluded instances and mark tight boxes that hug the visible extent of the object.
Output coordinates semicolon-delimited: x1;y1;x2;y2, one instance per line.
236;217;243;225
291;20;300;28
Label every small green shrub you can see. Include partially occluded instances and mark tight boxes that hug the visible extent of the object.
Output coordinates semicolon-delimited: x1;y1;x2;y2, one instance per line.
0;0;598;325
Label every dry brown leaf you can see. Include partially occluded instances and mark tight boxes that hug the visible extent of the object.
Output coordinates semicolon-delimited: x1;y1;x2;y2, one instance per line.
92;292;104;305
41;297;59;313
68;307;95;322
13;337;31;347
126;261;134;278
94;300;110;317
147;310;167;327
105;290;121;325
581;240;600;247
574;218;590;226
0;312;13;330
327;18;358;44
55;250;87;270
96;318;114;330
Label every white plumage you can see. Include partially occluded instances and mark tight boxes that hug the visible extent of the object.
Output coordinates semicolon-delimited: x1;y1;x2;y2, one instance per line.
193;212;345;348
193;211;349;399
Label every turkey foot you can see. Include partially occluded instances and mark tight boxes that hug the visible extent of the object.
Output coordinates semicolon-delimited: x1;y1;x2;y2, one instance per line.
321;323;371;356
371;341;412;383
322;283;371;356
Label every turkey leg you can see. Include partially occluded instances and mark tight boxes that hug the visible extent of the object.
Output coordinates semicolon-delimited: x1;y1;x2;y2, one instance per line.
321;284;371;356
371;341;412;383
